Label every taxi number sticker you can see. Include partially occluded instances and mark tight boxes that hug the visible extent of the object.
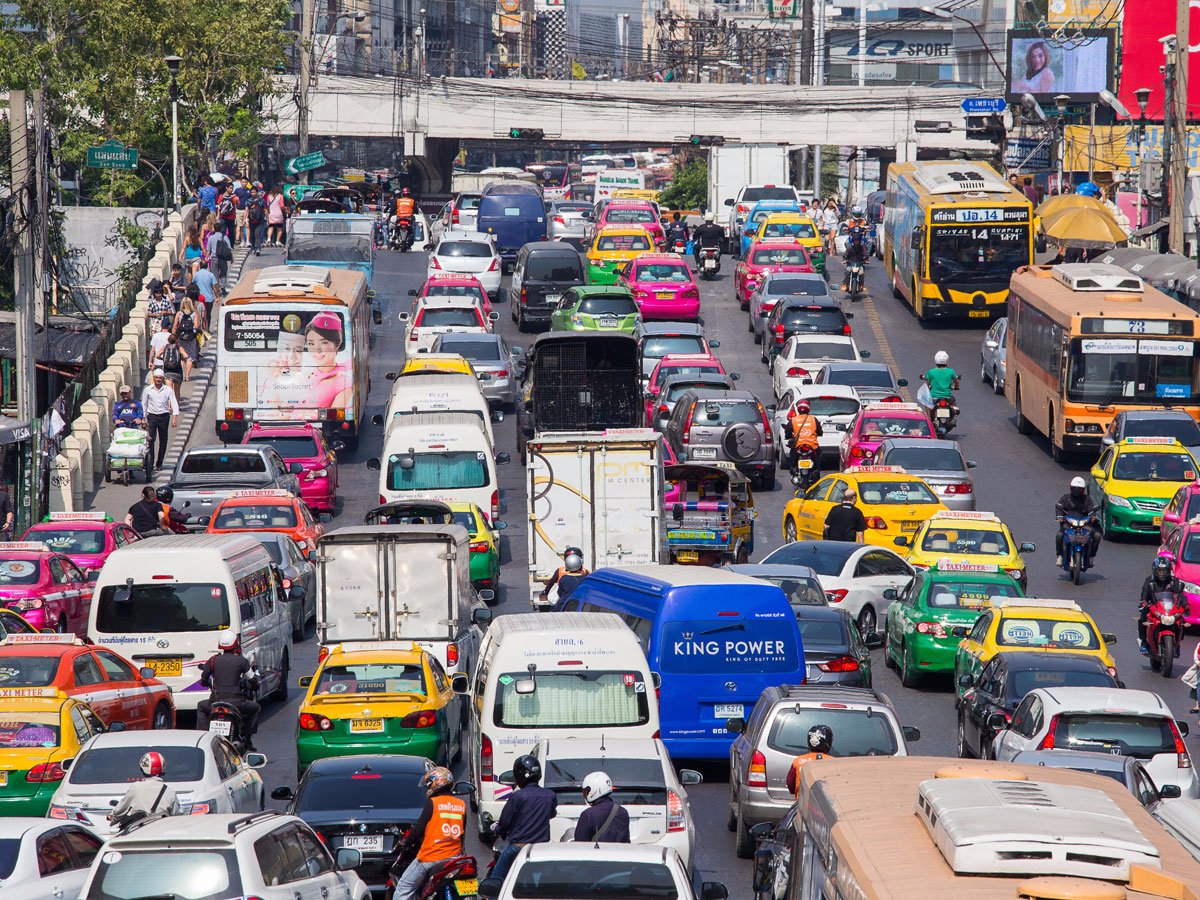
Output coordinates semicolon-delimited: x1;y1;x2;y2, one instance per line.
351;718;384;734
0;771;6;786
959;593;988;607
455;879;479;895
1153;516;1163;525
147;658;182;678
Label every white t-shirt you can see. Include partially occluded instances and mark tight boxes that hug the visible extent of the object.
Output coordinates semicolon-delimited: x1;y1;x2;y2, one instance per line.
149;331;171;361
821;208;839;229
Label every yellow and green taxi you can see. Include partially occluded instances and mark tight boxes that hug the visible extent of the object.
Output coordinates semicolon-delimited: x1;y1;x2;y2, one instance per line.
397;353;476;378
447;501;503;591
883;561;1023;687
0;687;106;815
296;642;461;777
781;465;947;548
897;510;1036;591
586;225;655;285
756;213;825;273
1088;437;1198;538
951;597;1118;697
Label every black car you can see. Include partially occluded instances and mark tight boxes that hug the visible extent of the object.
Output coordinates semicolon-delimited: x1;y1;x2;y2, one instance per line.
272;755;432;892
761;298;852;364
749;804;798;900
955;651;1120;760
795;604;880;687
510;241;586;331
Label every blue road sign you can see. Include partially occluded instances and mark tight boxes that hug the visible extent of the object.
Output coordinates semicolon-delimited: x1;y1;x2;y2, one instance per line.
962;97;1007;114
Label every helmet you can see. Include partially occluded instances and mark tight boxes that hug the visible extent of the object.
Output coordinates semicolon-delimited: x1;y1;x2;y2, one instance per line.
807;724;834;753
934;351;949;366
796;400;811;414
420;766;454;797
139;751;165;777
393;189;401;196
401;187;411;196
155;486;174;504
704;211;715;223
1153;555;1173;580
564;547;584;573
1070;476;1087;490
217;631;240;652
1075;181;1102;199
851;205;863;216
513;754;542;788
582;771;613;804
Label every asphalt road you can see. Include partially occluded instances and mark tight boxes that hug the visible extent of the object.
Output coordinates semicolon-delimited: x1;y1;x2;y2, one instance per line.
219;238;1194;893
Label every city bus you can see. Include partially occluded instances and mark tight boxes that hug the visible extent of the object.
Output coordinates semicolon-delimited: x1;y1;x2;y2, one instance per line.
285;212;375;285
215;265;372;448
525;161;582;200
882;160;1033;322
1006;264;1200;461
759;756;1200;900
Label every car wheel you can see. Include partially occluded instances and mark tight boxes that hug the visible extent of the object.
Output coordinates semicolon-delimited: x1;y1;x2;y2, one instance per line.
270;651;289;703
956;714;973;758
734;807;755;859
727;779;738;832
784;517;797;543
980;357;989;384
993;369;1004;395
292;613;305;643
900;642;919;688
761;342;768;365
857;605;876;637
152;702;173;729
884;628;898;670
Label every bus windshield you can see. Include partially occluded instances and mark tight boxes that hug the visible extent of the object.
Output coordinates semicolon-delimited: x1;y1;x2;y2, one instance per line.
929;225;1029;285
1066;338;1199;405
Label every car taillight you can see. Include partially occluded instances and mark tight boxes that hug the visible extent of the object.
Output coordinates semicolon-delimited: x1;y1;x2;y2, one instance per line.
553;215;565;224
491;490;499;522
842;324;852;335
430;257;442;270
401;709;438;729
759;404;773;444
657;404;669;417
48;805;70;819
882;395;901;403
488;257;499;272
825;589;848;603
1041;714;1061;749
667;790;686;832
850;446;865;459
786;367;809;378
379;495;387;505
915;621;948;638
448;643;459;667
520;287;528;305
470;541;489;553
495;370;508;377
188;802;212;815
865;516;887;529
481;733;494;781
299;713;333;731
944;483;973;494
817;655;860;673
1171;720;1192;768
747;750;768;787
451;209;460;224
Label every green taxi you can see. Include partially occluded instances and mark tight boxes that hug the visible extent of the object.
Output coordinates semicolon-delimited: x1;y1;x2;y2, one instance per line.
447;501;504;593
883;561;1023;687
549;286;641;334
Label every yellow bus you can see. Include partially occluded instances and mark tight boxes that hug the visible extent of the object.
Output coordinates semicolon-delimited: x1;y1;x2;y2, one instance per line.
1006;263;1200;461
757;756;1200;900
883;160;1033;322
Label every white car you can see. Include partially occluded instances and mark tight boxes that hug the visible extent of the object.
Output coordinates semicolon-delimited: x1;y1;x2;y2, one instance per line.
401;296;498;354
531;738;701;868
427;230;502;298
47;729;267;835
991;687;1199;799
0;819;104;900
77;812;371;900
771;334;866;399
770;384;862;467
762;539;914;636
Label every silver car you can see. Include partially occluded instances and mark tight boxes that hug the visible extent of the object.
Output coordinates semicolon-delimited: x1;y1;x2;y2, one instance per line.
431;332;523;410
980;316;1007;394
255;531;316;641
636;321;716;383
663;388;775;489
874;437;978;510
813;361;908;404
548;200;593;247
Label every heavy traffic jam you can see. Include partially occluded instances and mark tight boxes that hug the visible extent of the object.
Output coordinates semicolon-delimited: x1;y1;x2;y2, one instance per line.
6;151;1200;900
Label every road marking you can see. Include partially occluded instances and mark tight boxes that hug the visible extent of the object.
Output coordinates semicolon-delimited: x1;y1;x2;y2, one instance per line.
833;258;912;402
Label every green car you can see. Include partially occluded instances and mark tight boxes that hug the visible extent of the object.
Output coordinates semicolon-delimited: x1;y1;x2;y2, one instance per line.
448;501;502;593
549;286;641;334
883;562;1024;687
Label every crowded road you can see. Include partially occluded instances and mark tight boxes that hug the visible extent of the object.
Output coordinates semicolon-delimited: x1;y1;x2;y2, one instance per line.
216;236;1193;890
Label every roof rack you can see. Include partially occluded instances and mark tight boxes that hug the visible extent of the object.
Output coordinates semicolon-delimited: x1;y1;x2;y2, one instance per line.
227;810;281;834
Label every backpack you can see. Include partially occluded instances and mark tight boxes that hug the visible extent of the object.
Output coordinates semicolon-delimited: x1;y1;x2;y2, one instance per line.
218;197;235;218
163;344;182;373
248;200;264;224
176;313;196;341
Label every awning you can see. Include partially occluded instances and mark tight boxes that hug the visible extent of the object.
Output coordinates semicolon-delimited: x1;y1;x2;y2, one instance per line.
0;416;31;445
1129;219;1168;240
0;326;103;367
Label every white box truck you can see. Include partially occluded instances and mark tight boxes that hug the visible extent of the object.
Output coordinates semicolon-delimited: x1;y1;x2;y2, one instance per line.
707;144;792;244
526;429;666;609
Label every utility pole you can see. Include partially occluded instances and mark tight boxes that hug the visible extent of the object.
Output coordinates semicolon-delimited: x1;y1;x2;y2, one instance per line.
32;89;48;327
800;0;814;86
1169;0;1189;254
1162;37;1176;253
297;0;314;184
9;90;38;426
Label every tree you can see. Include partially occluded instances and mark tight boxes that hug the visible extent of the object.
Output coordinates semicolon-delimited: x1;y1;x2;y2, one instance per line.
659;156;709;211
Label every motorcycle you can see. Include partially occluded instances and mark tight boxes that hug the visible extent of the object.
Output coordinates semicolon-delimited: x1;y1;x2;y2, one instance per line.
1059;514;1097;585
671;237;688;255
389;216;414;252
930;397;958;436
789;444;820;491
844;259;864;301
1146;590;1185;678
387;845;480;900
374;214;389;249
206;701;251;753
698;245;720;280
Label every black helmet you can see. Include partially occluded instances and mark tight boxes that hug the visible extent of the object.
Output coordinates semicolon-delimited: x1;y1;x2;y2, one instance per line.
155;486;174;504
513;754;541;788
1153;556;1173;581
807;724;833;754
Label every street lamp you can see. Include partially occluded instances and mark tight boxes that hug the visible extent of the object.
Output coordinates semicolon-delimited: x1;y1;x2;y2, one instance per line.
164;55;183;211
921;5;1006;85
1134;87;1152;228
1054;94;1070;192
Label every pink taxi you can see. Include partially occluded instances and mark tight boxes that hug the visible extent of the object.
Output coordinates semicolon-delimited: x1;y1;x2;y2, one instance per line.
0;542;93;634
21;513;141;580
594;201;666;249
733;239;815;309
839;402;935;469
1158;521;1200;626
1160;481;1200;541
410;274;494;318
619;254;701;321
241;421;339;513
643;353;729;425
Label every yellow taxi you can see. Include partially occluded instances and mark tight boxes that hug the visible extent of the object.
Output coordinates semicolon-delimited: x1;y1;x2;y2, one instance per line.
755;213;825;273
296;641;461;777
952;597;1119;697
897;510;1036;591
0;687;106;815
586;225;656;285
1088;436;1198;538
397;353;475;378
781;465;946;548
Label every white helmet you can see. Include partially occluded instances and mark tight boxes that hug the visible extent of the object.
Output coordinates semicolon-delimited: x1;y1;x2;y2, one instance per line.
704;211;715;223
1070;476;1087;489
582;771;613;804
217;631;240;651
933;351;949;366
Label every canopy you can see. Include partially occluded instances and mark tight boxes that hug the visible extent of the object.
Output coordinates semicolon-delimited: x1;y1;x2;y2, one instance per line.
1035;194;1108;219
0;415;30;445
1093;247;1160;269
1040;206;1128;250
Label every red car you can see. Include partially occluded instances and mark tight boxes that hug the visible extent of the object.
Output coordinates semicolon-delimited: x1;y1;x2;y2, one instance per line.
22;513;141;580
242;421;340;513
643;353;729;425
594;201;666;249
410;274;494;317
839;403;936;468
0;542;93;635
734;239;815;309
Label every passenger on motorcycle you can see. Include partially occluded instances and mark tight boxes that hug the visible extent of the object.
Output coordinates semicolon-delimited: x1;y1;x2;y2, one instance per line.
196;631;261;750
839;207;868;291
541;546;589;606
665;212;689;248
923;351;959;400
1139;556;1183;655
491;754;558;881
112;385;145;428
1054;476;1101;567
692;213;725;265
155;486;190;534
109;751;179;831
788;400;823;467
574;772;630;843
393;767;466;900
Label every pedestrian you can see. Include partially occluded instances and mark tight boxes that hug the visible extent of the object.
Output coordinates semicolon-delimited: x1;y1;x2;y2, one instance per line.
822;488;867;543
200;213;218;263
126;485;167;537
0;483;12;539
217;183;238;241
206;227;232;287
821;199;840;254
148;316;172;370
168;263;188;305
156;334;186;400
233;178;251;245
197;176;218;215
246;187;267;254
141;368;179;473
173;298;201;381
192;260;218;308
266;186;286;246
183;228;204;276
147;279;173;321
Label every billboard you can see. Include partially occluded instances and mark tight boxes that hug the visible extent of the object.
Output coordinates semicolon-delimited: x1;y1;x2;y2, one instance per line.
1062;125;1200;173
1045;0;1118;27
1005;29;1114;101
1117;0;1200;122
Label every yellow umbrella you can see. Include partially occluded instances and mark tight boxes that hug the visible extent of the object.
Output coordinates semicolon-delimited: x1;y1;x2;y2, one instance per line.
1034;193;1108;219
1040;206;1128;250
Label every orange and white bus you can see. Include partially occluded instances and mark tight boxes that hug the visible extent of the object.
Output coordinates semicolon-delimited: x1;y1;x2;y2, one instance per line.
1006;263;1200;461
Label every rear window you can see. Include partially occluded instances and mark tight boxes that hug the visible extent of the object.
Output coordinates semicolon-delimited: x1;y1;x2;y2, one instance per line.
0;558;41;584
635;264;690;283
246;436;318;459
857;480;938;505
1053;714;1176;760
597;234;650;252
691;401;760;426
437;241;493;258
797;617;847;649
767;707;898;756
296;770;427;812
781;307;846;332
752;248;808;266
494;671;650;728
764;221;817;239
606;208;655;224
1009;668;1115;698
763;544;856;575
995;615;1099;649
417;308;481;328
664;381;724;403
0;655;61;685
456;196;482;211
768;279;827;297
860;415;932;438
543;756;666;805
526;256;583;282
511;860;677;900
0;713;60;748
69;746;206;784
1124;417;1200;444
579;297;639;316
213;503;297;530
660;618;799;673
805;397;860;417
742;187;797;202
440;340;501;361
641;336;705;359
386;451;489;491
424;284;485;300
554;202;592;214
180;453;266;475
757;575;827;607
314;663;425;695
86;849;242;900
479;196;543;218
827;368;894;388
882;447;964;472
926;578;1020;609
28;527;106;555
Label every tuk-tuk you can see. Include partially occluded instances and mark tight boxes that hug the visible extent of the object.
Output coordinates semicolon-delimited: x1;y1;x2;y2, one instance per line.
664;462;756;566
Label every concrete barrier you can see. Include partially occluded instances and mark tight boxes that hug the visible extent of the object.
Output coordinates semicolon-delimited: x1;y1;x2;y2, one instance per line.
121;323;145;369
48;455;73;513
71;418;97;492
80;399;107;469
112;339;137;387
61;434;85;508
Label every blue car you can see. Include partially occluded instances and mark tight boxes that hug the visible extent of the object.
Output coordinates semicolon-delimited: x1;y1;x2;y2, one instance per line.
737;201;802;259
476;183;548;269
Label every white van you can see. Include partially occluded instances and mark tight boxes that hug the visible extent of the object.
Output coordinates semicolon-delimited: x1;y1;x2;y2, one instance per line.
452;612;659;837
367;411;509;522
88;534;295;710
377;372;497;449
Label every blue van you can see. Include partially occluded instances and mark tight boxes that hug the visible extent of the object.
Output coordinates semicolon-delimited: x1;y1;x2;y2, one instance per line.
477;184;548;268
561;565;806;759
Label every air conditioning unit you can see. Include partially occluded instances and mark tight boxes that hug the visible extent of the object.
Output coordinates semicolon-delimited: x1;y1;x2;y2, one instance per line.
253;265;333;293
912;162;1009;195
1052;264;1144;293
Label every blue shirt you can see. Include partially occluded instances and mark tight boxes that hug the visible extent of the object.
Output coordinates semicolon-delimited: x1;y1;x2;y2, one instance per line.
192;269;217;302
234;186;250;206
113;400;144;425
198;185;218;212
496;784;557;844
575;798;630;843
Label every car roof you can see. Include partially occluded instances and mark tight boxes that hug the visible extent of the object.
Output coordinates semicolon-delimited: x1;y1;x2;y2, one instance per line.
521;241;581;255
638;322;705;336
794;604;851;625
187;444;270;456
0;818;63;839
1031;687;1169;715
725;563;819;579
659;373;732;389
792;384;861;400
107;812;288;846
994;650;1113;673
416;296;482;309
777;296;841;309
424;274;484;285
683;389;759;403
305;754;432;776
770;539;861;558
765;684;893;707
85;728;207;749
1119;409;1195;421
541;737;665;760
822;361;890;371
435;332;502;345
1009;749;1135;773
520;843;681;863
245;421;321;436
571;286;636;298
765;272;826;284
437;231;493;244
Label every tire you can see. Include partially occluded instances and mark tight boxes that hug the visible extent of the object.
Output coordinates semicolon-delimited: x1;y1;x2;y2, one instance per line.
784;517;797;544
980;357;989;384
884;629;898;670
900;642;919;688
956;714;973;758
270;651;289;703
726;781;738;832
993;369;1004;396
1071;552;1082;585
152;702;173;730
1162;634;1177;678
734;807;755;859
735;545;750;565
753;327;762;345
857;605;877;637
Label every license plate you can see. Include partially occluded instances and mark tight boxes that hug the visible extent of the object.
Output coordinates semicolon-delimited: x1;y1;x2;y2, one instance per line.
545;294;561;304
901;521;921;532
455;879;479;896
209;719;232;737
715;703;744;719
797;459;814;469
676;550;699;562
148;657;182;678
600;317;618;328
703;259;716;269
969;310;989;318
342;835;384;852
351;718;385;734
656;292;673;300
935;408;951;419
1154;515;1163;525
691;447;718;459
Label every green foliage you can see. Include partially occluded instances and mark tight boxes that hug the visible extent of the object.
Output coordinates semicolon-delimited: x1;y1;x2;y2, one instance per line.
108;217;152;286
659;157;709;211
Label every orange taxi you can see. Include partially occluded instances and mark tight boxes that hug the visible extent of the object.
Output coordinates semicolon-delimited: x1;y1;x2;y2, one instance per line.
201;489;330;555
0;633;175;729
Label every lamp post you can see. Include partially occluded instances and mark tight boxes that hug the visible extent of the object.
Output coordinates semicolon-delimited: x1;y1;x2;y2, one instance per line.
921;5;1006;86
164;55;182;211
1134;87;1152;229
1054;94;1070;193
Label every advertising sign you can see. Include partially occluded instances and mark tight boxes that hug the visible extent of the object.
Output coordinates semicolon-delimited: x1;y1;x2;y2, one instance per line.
829;30;954;62
595;169;647;200
1005;136;1053;173
1046;0;1117;26
1117;0;1200;122
1005;29;1114;100
1063;125;1200;172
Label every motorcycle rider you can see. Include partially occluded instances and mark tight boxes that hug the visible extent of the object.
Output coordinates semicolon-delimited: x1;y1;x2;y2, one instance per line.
786;725;833;796
692;212;725;268
491;754;557;881
574;771;630;843
839;207;869;292
196;631;261;750
155;486;190;534
541;546;589;607
393;767;466;900
1054;476;1101;568
665;212;689;249
923;351;959;401
392;188;416;250
1139;556;1183;655
109;751;179;831
787;400;823;474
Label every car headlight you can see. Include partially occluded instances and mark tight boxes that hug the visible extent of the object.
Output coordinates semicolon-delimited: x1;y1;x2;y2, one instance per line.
1105;493;1133;509
1181;581;1200;595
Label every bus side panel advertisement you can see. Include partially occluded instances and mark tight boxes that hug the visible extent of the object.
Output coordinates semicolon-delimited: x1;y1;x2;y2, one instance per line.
659;619;799;673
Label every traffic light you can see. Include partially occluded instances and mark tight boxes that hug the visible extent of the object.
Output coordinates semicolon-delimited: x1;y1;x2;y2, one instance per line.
508;128;544;140
688;135;725;147
966;114;1005;144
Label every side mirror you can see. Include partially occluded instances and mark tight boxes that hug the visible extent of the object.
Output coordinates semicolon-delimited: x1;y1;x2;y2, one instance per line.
864;632;884;649
731;373;742;382
107;721;126;733
949;625;969;638
679;769;703;786
967;460;978;468
1160;784;1183;799
373;309;383;325
197;516;211;527
473;606;494;623
700;883;729;900
298;675;313;687
896;377;909;387
288;585;306;602
860;350;871;358
366;458;381;471
318;512;332;524
479;878;504;900
271;786;295;802
139;667;156;679
496;452;511;465
882;588;897;600
335;848;362;872
245;752;268;769
957;674;974;690
491;409;505;423
407;288;417;296
1101;632;1118;644
493;521;508;531
1178;720;1191;738
724;198;734;206
726;717;746;734
986;712;1009;731
749;822;774;838
489;311;500;321
453;780;476;796
497;771;517;786
902;725;921;743
893;536;909;547
845;312;854;319
709;340;720;349
398;312;410;322
1018;542;1036;553
451;673;470;694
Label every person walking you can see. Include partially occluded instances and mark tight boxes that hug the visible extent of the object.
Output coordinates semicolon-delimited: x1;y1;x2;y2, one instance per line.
821;199;840;255
822;488;867;543
142;369;179;473
206;225;232;287
147;279;174;320
156;334;186;401
173;298;201;382
246;187;267;255
217;183;238;241
267;187;286;246
197;176;218;216
183;228;204;276
233;178;251;246
148;316;172;370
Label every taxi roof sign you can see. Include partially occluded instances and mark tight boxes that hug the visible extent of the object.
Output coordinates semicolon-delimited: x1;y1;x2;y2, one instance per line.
0;686;67;699
0;633;81;646
1122;436;1182;446
929;511;1001;521
933;561;1000;573
0;541;51;553
844;465;907;474
45;512;111;522
863;403;923;413
228;489;295;499
990;597;1082;611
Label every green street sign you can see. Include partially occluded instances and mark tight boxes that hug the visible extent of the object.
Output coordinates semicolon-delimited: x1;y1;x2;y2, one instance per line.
285;150;326;176
86;139;139;170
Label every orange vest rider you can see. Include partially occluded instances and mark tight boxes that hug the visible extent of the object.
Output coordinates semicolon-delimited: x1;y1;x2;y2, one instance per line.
395;196;416;218
417;794;467;862
789;411;821;451
786;752;827;796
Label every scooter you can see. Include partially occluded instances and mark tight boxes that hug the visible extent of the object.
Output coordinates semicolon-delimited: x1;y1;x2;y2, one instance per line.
671;237;688;255
1146;590;1185;678
387;846;481;900
206;701;251;754
389;216;413;252
930;397;958;436
789;444;821;491
1058;514;1097;585
698;245;720;279
844;259;864;301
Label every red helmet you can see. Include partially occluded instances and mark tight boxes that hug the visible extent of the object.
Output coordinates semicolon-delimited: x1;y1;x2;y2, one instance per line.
401;187;411;196
796;400;811;414
140;751;165;777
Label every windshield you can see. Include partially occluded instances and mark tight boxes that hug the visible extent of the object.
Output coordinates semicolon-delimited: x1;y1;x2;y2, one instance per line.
0;557;41;584
928;225;1029;285
86;849;242;900
287;235;372;263
743;187;797;202
1182;533;1200;564
769;280;827;298
246;436;318;459
213;504;296;530
1111;451;1196;482
543;757;666;805
753;248;808;266
386;451;489;491
512;861;677;900
926;578;1020;609
995;616;1099;649
97;584;230;633
597;234;651;252
69;746;206;784
297;770;428;811
439;340;501;361
0;713;60;748
858;480;938;505
635;264;690;283
1066;338;1200;405
805;397;860;417
763;544;856;575
660;619;799;674
642;336;705;359
579;297;639;316
450;511;480;534
29;527;106;555
764;221;817;239
527;257;583;281
180;453;266;475
494;671;650;729
767;708;898;756
826;368;893;388
883;447;964;472
1052;714;1176;760
314;663;426;696
1124;417;1200;444
1010;668;1115;698
0;654;62;685
692;402;759;426
859;416;932;438
417;308;481;329
554;202;591;215
920;526;1009;555
438;241;492;258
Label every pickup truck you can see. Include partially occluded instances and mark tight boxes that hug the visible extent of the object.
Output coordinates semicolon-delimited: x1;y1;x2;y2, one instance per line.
167;444;302;529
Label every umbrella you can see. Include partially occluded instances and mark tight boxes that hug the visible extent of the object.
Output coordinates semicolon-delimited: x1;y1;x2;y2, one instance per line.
1040;206;1128;250
1035;193;1108;219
